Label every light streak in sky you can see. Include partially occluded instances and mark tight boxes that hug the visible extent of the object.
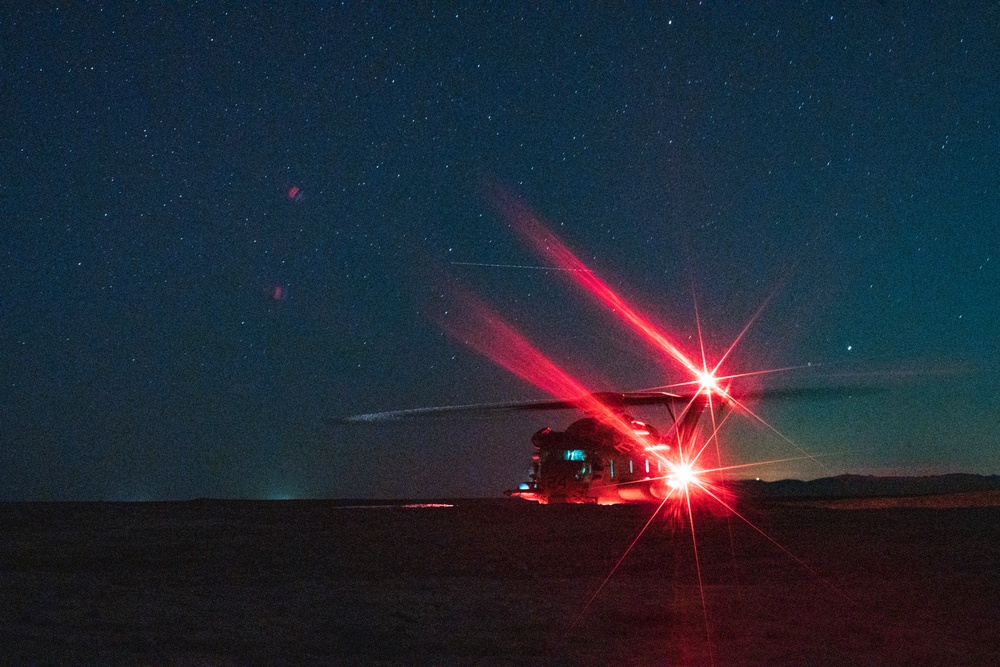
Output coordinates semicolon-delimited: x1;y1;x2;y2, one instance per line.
450;261;588;272
489;185;702;378
434;284;670;463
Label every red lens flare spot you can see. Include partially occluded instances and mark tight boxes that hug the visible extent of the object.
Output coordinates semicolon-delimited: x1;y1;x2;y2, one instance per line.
265;284;286;301
287;185;303;202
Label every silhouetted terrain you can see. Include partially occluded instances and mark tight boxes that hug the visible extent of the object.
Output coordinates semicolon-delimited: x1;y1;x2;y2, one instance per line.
2;478;1000;665
736;472;1000;498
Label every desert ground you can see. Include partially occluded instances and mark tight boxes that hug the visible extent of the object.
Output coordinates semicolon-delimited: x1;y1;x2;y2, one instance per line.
2;493;999;665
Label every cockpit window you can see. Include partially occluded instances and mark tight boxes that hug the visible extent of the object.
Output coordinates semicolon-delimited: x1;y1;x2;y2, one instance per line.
562;449;587;461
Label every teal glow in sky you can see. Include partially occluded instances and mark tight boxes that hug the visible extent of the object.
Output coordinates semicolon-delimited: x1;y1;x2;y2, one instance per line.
2;4;998;500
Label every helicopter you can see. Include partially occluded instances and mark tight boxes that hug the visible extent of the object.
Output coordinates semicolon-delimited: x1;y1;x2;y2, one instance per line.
335;384;738;505
507;391;714;505
332;372;867;505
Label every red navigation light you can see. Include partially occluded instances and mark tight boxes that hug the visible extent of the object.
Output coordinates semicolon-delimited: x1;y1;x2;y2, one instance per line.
667;460;701;491
696;369;721;396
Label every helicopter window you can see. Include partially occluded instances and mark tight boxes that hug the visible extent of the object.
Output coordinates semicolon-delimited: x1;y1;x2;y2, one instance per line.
562;449;587;461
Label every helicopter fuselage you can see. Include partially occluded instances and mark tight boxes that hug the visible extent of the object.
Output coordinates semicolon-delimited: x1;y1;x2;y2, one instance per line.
507;416;677;504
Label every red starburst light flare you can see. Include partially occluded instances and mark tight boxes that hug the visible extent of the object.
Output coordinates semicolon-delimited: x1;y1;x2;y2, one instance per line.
432;188;843;658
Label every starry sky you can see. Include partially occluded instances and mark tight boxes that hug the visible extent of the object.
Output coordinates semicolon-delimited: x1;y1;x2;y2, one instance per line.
2;3;998;501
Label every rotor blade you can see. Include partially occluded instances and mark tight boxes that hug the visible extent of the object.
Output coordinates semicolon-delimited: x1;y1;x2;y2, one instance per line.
328;391;685;424
630;381;892;404
328;398;591;424
730;385;888;402
328;385;880;425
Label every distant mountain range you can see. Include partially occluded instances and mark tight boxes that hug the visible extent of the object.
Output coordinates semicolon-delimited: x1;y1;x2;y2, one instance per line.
732;474;1000;499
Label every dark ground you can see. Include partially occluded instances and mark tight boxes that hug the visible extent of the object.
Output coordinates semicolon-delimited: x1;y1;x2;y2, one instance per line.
2;495;999;665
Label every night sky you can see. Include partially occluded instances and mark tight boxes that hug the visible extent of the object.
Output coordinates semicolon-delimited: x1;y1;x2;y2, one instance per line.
3;4;998;501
